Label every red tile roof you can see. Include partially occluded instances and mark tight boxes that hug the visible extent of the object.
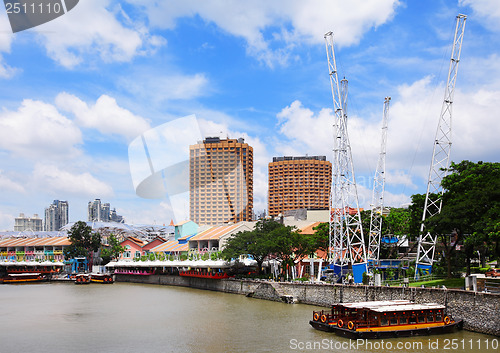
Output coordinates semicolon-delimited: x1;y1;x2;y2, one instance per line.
190;224;242;241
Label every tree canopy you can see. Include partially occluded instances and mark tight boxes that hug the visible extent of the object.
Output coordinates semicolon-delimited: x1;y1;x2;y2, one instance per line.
221;219;281;274
221;219;316;276
424;161;500;277
100;234;125;265
64;221;101;260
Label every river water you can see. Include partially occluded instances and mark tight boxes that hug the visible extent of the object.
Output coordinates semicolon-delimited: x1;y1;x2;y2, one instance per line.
0;282;497;353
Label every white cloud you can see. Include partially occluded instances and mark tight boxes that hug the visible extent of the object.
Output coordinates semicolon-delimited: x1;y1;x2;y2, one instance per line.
119;73;209;103
35;0;165;68
121;201;174;225
460;0;500;32
125;0;400;67
0;170;25;194
55;93;151;141
33;163;113;198
0;209;15;232
0;12;17;78
276;100;333;156
0;12;13;52
0;99;82;159
385;170;417;189
0;54;17;79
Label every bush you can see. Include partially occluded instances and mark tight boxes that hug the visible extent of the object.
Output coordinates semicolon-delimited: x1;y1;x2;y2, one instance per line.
295;277;309;282
362;272;369;285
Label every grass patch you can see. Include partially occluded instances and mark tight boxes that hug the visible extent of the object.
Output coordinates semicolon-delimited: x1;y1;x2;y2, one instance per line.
409;277;465;289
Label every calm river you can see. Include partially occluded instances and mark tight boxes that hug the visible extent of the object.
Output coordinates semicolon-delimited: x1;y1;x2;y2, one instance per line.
0;282;497;353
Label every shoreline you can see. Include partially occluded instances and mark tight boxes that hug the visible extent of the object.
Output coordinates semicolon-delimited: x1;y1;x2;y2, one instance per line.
114;274;500;337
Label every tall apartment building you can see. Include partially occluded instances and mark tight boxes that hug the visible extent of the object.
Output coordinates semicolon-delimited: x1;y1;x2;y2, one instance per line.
88;199;124;223
44;200;69;231
268;156;332;217
189;137;253;225
14;213;43;232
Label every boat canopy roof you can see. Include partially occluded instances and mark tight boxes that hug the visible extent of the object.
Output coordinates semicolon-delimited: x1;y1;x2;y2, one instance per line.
335;300;412;309
370;303;444;313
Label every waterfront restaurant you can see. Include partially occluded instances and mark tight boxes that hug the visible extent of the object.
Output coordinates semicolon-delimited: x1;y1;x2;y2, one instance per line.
0;236;71;262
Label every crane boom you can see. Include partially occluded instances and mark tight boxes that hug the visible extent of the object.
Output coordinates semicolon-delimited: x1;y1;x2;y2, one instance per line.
368;96;391;262
325;32;367;283
415;14;467;278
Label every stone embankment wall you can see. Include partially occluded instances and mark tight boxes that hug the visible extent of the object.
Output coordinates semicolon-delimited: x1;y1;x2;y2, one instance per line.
116;274;500;336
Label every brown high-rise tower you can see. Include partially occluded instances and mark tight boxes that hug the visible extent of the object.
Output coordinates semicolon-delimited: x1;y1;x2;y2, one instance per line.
189;137;253;225
268;156;331;217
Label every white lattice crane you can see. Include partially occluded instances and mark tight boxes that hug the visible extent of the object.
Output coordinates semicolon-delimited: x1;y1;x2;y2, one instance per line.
325;32;368;283
415;14;467;278
368;97;391;262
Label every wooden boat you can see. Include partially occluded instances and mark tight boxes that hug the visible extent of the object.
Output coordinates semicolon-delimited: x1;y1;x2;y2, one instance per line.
179;269;231;279
3;273;47;284
310;301;463;338
7;266;62;275
310;300;412;332
90;273;114;284
74;274;91;284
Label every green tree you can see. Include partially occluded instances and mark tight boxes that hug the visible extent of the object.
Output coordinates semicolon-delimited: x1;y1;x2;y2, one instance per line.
385;208;410;236
425;161;500;277
271;225;313;279
100;234;125;266
221;219;282;274
64;221;101;270
309;222;329;257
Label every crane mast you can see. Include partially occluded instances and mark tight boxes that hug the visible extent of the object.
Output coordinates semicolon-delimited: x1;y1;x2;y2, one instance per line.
325;32;367;283
368;96;391;262
415;14;467;278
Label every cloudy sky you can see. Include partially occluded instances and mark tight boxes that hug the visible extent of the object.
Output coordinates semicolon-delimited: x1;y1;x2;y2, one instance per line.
0;0;499;230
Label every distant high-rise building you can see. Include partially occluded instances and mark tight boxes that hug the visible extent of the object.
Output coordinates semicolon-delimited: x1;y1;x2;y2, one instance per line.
44;200;69;231
14;213;43;232
88;199;124;223
88;199;102;222
110;208;124;223
189;137;253;225
268;156;332;217
101;203;111;222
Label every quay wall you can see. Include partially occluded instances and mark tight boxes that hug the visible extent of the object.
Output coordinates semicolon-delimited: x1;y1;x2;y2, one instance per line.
115;274;500;336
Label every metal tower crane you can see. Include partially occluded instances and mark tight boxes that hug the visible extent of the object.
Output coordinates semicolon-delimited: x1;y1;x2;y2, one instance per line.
368;97;391;262
325;32;368;283
415;14;467;278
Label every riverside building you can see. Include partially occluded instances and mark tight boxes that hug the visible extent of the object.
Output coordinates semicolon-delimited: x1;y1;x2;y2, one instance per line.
268;156;331;218
189;137;253;225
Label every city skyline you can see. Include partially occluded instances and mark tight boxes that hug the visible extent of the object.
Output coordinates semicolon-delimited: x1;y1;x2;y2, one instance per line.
0;1;499;230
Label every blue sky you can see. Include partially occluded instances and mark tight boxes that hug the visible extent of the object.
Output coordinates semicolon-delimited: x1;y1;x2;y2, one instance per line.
0;0;499;230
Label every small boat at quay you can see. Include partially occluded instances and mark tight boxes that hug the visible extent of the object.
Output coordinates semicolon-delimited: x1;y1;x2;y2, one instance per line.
74;274;91;284
90;273;114;284
310;300;463;339
2;273;47;284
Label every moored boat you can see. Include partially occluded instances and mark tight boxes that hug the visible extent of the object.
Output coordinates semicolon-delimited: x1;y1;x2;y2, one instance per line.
310;301;463;338
3;273;47;284
90;273;114;284
74;274;91;284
